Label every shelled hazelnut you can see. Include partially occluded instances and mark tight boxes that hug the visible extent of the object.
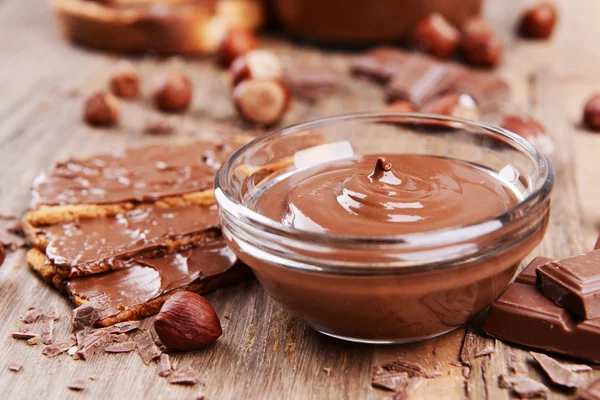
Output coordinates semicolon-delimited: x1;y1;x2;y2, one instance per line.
83;91;119;126
410;13;460;60
218;29;259;67
519;3;558;39
110;61;140;98
460;18;504;68
152;70;193;112
233;79;290;125
230;50;283;87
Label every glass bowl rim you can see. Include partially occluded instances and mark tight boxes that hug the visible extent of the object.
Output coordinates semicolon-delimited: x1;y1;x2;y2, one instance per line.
215;112;554;245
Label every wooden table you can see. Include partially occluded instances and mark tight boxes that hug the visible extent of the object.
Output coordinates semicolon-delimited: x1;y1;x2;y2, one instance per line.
1;0;600;398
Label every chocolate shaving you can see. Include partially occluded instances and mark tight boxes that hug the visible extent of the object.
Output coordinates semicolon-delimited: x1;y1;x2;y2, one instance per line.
565;363;593;373
105;341;136;353
474;345;495;358
168;366;200;386
157;354;172;377
12;332;38;340
450;361;463;367
41;319;54;345
27;336;41;346
530;352;586;389
371;366;409;392
22;307;42;323
462;367;471;379
42;305;60;321
112;333;128;343
133;330;162;365
68;379;86;391
77;331;112;360
576;378;600;400
381;360;429;378
71;295;108;332
8;362;22;372
111;320;140;333
43;338;76;358
498;375;550;398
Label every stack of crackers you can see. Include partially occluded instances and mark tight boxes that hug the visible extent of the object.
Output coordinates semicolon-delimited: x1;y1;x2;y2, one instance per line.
23;137;251;327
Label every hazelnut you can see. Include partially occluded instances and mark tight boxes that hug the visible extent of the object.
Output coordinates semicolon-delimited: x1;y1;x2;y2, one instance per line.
154;292;222;351
233;79;290;126
384;100;418;113
110;61;140;98
410;13;460;60
83;91;119;126
153;70;193;112
230;50;283;87
420;93;480;120
500;114;554;154
460;18;504;68
218;29;259;68
519;3;558;39
583;94;600;131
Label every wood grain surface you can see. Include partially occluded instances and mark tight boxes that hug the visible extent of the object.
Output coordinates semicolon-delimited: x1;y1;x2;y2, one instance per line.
1;0;600;399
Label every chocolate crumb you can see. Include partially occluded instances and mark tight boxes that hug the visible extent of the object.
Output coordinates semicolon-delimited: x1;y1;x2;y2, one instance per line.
112;333;128;343
68;346;79;358
42;305;60;321
157;354;172;377
41;319;54;345
105;341;136;353
133;330;162;365
450;361;463;367
474;345;495;358
12;332;38;340
68;379;86;391
511;362;528;376
530;352;586;389
426;371;443;379
168;366;200;386
371;366;409;392
462;367;471;379
27;336;41;346
498;374;550;398
43;338;76;358
8;362;22;372
22;308;42;324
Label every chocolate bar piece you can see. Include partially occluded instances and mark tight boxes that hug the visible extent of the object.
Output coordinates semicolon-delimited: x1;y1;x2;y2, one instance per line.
40;204;221;277
385;57;462;106
483;280;600;363
516;257;552;285
447;71;509;111
537;250;600;319
31;138;246;208
351;47;408;82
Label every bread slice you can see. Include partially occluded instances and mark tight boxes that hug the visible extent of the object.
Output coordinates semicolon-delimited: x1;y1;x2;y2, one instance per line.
52;0;265;55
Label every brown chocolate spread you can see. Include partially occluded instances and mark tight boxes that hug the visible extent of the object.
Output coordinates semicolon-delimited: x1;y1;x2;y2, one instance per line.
252;154;518;235
41;204;220;276
32;138;242;207
67;237;238;320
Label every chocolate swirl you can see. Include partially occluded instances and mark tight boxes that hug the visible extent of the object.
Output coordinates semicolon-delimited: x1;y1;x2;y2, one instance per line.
253;154;518;236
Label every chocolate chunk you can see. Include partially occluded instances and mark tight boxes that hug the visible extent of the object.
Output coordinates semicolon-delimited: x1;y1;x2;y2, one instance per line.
536;250;600;319
371;366;409;392
168;366;200;386
498;375;550;398
516;257;553;285
42;305;60;321
11;332;38;340
112;333;128;343
111;321;141;333
446;71;509;111
483;281;600;363
284;68;339;102
27;336;41;346
157;354;172;377
77;332;113;359
8;362;22;372
43;338;76;358
575;379;600;400
104;341;136;353
22;307;42;323
71;295;108;332
530;352;586;389
68;379;86;391
384;56;458;106
474;345;495;358
133;330;162;365
41;319;54;345
351;47;408;82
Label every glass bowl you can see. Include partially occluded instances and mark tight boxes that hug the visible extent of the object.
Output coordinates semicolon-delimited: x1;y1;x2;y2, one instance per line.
215;113;554;344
